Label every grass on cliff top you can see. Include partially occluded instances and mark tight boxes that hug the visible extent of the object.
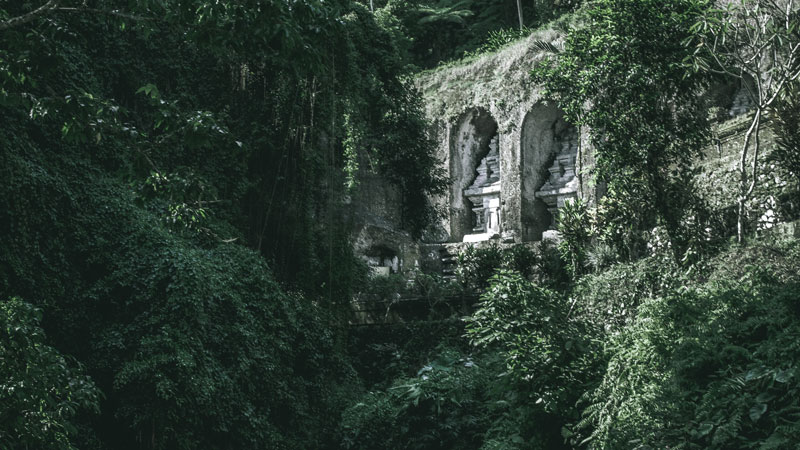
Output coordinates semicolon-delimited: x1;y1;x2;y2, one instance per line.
417;9;581;78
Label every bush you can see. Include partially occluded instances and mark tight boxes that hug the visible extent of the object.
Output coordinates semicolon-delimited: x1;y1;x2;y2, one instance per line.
585;242;616;272
457;244;505;289
340;347;500;450
456;243;563;290
572;254;682;333
466;271;597;400
1;298;101;450
465;271;601;447
463;27;534;58
347;320;468;389
556;198;592;277
575;243;800;449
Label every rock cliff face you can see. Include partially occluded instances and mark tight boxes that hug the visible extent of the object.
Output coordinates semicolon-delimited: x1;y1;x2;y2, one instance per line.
414;28;598;246
349;30;797;278
348;29;594;275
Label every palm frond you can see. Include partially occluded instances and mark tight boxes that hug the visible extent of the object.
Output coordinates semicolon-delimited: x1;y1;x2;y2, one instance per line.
531;39;563;54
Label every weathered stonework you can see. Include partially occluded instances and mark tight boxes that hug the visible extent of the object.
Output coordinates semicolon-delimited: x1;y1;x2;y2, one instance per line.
534;126;579;231
463;136;502;241
415;28;595;245
348;30;798;283
348;29;594;278
697;114;798;235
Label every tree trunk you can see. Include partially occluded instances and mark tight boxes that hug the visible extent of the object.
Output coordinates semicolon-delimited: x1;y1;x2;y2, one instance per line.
737;196;746;244
737;109;761;244
516;0;524;30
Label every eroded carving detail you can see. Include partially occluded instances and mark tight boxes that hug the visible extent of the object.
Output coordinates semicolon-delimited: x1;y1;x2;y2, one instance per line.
463;136;501;241
730;80;755;117
535;127;579;229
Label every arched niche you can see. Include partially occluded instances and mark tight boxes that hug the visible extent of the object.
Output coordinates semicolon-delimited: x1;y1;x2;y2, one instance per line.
363;245;399;277
705;74;757;122
449;108;499;242
729;74;757;117
520;103;577;241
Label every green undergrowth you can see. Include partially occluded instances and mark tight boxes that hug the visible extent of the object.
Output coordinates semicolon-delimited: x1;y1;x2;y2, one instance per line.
575;237;800;448
0;117;359;450
347;320;468;389
339;237;800;449
420;10;580;76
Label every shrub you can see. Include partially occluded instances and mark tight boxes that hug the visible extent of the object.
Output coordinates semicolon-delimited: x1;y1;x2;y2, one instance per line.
456;244;557;290
576;263;800;448
340;347;499;450
463;27;534;58
1;298;101;450
457;244;505;289
572;254;682;333
465;271;601;446
556;198;592;277
585;242;616;272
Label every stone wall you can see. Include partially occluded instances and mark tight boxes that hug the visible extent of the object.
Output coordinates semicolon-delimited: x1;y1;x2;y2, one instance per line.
698;114;799;235
348;28;588;275
415;28;596;246
349;173;421;275
349;30;798;280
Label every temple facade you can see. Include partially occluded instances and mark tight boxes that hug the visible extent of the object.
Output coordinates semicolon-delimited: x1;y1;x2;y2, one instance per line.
348;30;760;277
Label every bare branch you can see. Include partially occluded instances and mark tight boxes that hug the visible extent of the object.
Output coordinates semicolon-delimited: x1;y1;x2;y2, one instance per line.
0;2;154;31
0;0;59;31
697;0;800;241
746;110;762;197
53;7;155;22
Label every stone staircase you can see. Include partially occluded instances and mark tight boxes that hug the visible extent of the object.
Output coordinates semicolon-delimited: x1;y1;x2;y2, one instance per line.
439;244;459;281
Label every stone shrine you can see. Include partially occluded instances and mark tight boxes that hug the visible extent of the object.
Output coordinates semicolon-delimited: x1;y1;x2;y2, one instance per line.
463;136;501;242
729;79;755;117
535;126;579;230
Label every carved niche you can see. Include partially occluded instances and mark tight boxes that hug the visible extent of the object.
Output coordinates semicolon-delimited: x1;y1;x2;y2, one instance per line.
535;127;579;229
463;135;501;241
729;81;755;117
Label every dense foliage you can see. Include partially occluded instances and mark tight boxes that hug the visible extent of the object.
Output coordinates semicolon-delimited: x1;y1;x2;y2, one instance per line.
456;242;565;290
1;298;100;449
0;121;362;448
376;0;583;68
3;0;800;449
0;0;447;448
577;240;800;448
344;237;800;449
535;0;712;260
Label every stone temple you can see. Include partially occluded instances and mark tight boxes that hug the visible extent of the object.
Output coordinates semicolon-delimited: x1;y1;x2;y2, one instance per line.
347;29;762;278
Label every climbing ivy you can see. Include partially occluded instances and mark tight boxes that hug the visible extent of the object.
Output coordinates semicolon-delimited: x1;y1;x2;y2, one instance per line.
535;0;712;261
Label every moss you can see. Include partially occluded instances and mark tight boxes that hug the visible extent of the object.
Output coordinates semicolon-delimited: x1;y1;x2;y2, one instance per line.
695;114;799;233
414;27;565;123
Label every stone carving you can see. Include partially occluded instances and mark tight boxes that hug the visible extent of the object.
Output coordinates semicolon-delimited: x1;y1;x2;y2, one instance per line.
729;81;755;117
535;127;579;229
463;136;501;241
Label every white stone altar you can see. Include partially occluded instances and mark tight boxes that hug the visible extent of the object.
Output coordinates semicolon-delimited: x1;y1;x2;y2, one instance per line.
463;136;501;241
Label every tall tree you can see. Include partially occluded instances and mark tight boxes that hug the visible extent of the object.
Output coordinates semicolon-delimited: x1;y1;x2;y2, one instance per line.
688;0;800;243
535;0;711;261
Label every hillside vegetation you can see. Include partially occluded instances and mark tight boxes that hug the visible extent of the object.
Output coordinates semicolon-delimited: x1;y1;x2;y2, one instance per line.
2;0;800;449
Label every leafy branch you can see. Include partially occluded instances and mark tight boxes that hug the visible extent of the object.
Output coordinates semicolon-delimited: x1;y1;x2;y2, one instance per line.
687;0;800;242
